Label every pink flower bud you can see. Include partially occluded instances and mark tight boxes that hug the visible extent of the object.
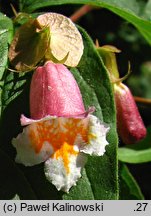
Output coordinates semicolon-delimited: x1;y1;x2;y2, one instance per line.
30;61;85;119
114;83;146;144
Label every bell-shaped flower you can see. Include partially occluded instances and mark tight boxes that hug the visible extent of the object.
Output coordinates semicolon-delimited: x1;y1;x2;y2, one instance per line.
114;83;146;144
97;44;146;144
12;61;109;192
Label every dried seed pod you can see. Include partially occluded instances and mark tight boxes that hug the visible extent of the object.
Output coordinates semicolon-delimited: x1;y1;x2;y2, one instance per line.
9;13;84;71
36;13;84;67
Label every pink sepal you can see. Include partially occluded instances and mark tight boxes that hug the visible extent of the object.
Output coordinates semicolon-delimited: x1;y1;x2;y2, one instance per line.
20;106;95;126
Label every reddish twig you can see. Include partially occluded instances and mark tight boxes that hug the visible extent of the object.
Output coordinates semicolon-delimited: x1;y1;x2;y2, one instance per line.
134;96;151;107
70;5;95;22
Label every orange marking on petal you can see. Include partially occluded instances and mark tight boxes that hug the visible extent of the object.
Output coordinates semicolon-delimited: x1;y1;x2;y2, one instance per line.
28;118;89;172
88;133;97;141
53;142;78;173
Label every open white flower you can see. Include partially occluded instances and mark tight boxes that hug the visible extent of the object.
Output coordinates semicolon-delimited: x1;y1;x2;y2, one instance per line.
13;114;109;192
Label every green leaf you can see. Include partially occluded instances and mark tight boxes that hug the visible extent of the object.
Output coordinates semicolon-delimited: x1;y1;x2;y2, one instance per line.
0;148;36;199
0;12;13;80
0;32;8;117
19;0;141;15
0;32;8;80
0;70;32;165
0;13;13;117
0;71;31;115
20;0;151;45
119;163;144;200
0;12;13;44
64;26;118;199
118;126;151;163
0;68;36;199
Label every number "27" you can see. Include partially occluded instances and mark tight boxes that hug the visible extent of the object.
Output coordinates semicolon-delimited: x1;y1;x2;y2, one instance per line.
136;203;148;211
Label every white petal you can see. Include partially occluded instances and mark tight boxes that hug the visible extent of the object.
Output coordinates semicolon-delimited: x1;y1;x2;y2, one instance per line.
80;115;110;156
12;127;54;166
44;153;87;193
13;116;88;167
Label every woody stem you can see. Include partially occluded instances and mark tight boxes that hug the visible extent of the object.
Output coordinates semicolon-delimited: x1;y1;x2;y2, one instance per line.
70;5;96;22
134;96;151;107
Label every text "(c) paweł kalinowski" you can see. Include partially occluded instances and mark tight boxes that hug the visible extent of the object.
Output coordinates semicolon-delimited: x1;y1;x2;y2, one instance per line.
20;202;104;212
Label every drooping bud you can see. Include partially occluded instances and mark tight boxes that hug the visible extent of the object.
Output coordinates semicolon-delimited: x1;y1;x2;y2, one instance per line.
30;61;85;119
114;82;146;144
97;43;146;144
